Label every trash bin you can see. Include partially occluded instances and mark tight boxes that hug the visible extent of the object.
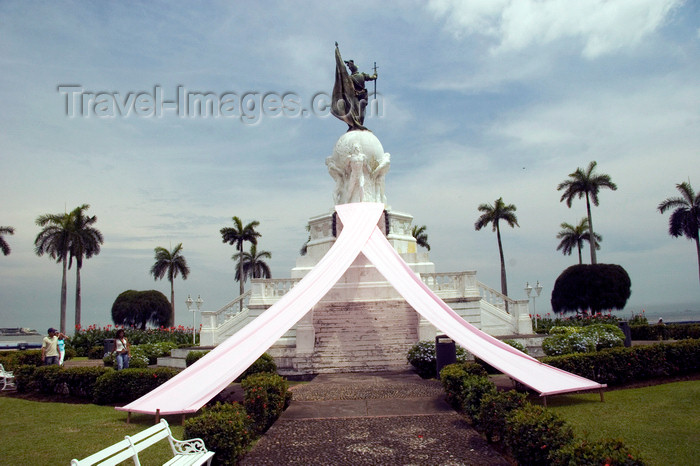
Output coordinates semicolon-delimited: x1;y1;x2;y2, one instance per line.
618;321;632;347
435;334;457;377
103;338;116;357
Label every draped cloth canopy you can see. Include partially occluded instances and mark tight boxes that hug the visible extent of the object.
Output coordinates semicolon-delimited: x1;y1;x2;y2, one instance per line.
117;203;603;416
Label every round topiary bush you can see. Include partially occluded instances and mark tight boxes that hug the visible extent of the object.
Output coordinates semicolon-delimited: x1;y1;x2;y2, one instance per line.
505;404;574;465
184;402;253;465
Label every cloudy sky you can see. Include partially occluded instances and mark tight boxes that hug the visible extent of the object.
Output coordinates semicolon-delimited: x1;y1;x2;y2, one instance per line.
1;0;698;333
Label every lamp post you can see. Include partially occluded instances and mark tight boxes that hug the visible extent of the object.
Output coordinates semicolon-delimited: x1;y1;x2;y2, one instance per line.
185;294;204;346
525;281;543;330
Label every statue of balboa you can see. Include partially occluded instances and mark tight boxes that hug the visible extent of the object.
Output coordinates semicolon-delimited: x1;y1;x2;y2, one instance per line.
328;43;389;206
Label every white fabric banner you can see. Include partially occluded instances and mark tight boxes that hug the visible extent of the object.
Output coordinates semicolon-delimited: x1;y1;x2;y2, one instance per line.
118;202;602;416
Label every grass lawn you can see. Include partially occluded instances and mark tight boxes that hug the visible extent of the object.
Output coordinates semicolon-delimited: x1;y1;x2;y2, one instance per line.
0;395;187;465
545;380;700;466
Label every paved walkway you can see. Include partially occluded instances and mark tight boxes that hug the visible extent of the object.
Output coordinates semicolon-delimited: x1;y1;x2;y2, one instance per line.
241;372;509;465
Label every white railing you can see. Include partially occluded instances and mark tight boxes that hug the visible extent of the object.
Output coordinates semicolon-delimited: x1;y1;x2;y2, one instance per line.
420;271;477;294
254;278;300;300
476;281;516;313
201;290;251;329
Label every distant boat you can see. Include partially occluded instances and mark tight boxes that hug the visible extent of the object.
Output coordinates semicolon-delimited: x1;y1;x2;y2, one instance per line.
0;328;40;336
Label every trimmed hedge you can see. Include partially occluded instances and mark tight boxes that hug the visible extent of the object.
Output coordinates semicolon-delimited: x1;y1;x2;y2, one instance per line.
542;339;700;386
440;361;646;465
92;367;179;404
439;362;489;410
235;353;277;382
184;402;253;466
15;364;111;397
505;404;574;465
0;350;42;370
186;350;210;367
477;390;527;442
630;323;700;341
241;372;292;434
550;437;645;466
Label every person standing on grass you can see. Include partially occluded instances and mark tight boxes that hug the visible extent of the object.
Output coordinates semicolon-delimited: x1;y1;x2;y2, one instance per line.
114;329;130;370
41;328;59;365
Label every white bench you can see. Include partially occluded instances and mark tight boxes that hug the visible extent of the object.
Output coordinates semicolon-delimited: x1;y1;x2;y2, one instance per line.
0;363;15;391
70;419;214;466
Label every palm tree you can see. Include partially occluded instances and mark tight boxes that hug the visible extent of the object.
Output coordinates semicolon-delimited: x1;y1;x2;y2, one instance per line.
220;217;261;306
67;204;104;329
475;197;519;297
411;225;431;251
556;218;602;264
35;211;73;333
658;181;700;287
557;161;617;264
0;226;14;256
233;244;272;284
150;243;190;327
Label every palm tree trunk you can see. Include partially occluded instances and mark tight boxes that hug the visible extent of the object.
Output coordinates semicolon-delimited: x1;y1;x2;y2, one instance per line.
496;224;508;296
170;279;175;328
695;236;700;288
577;244;582;264
239;241;244;312
75;265;82;330
60;255;68;334
586;193;597;264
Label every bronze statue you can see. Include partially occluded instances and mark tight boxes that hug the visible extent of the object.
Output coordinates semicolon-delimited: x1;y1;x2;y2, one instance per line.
331;43;377;131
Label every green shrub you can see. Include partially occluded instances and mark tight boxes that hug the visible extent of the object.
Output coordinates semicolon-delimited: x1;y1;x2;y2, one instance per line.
241;372;292;434
71;326;195;356
459;375;497;421
407;340;468;379
582;324;625;350
186;350;210;367
184;402;253;466
439;363;488;410
543;324;624;356
88;345;106;360
505;404;574;465
543;339;700;386
477;390;528;443
630;323;700;341
543;333;596;356
14;364;37;392
32;365;64;394
502;339;529;354
235;353;277;382
0;349;42;370
92;367;179;404
550;437;645;466
102;341;177;368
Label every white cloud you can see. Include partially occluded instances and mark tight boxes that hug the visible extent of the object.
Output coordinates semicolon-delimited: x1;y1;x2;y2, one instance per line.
427;0;684;58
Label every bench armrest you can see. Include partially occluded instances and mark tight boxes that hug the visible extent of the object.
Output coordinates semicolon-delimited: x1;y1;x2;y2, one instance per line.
171;437;209;455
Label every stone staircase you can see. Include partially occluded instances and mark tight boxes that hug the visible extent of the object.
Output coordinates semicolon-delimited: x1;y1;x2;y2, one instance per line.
287;300;419;374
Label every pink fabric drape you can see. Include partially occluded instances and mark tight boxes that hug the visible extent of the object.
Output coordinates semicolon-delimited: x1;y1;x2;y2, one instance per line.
118;203;602;416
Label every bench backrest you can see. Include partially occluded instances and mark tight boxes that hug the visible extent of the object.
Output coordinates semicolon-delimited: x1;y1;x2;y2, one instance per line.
70;437;139;466
125;419;175;456
70;420;174;466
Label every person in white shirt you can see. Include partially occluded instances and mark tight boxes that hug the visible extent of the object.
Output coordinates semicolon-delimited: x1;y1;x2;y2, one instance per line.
114;329;130;370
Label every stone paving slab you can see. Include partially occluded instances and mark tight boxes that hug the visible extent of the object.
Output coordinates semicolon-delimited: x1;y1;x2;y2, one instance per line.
283;397;452;419
240;414;510;466
241;371;510;465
